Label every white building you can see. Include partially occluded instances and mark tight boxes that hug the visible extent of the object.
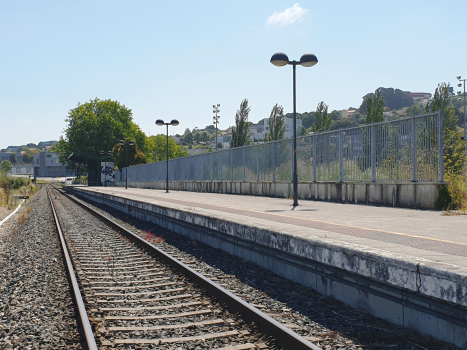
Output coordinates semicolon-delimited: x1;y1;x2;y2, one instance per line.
262;117;302;139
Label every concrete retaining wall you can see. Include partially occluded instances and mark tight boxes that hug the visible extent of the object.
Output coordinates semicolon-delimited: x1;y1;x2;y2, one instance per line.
70;187;467;348
116;180;442;210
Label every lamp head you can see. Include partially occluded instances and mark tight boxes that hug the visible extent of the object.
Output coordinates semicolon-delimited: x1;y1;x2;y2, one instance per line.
108;151;112;155
457;75;462;80
170;119;179;126
299;53;318;67
270;52;289;67
118;140;125;145
128;140;135;146
458;83;462;87
100;150;104;155
155;119;165;126
458;91;462;95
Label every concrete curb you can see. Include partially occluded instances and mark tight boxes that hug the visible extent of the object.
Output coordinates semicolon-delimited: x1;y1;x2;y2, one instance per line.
0;199;25;227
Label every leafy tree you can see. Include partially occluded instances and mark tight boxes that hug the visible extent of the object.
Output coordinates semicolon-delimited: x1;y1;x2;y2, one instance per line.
147;135;188;162
111;138;147;172
0;160;12;174
265;104;286;141
297;126;307;136
193;132;201;143
311;102;331;132
9;153;17;164
182;132;193;144
365;89;385;124
330;110;341;121
427;82;466;178
200;132;209;142
18;145;28;152
217;142;223;149
329;119;359;131
230;99;251;148
406;102;423;117
53;98;147;174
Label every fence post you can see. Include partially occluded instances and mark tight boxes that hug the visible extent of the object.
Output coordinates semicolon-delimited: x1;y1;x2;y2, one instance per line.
256;144;260;182
339;130;343;182
313;134;317;182
438;109;444;182
371;123;376;182
220;151;222;183
243;146;246;182
211;153;213;181
411;116;417;181
230;148;233;181
291;139;294;181
272;142;276;182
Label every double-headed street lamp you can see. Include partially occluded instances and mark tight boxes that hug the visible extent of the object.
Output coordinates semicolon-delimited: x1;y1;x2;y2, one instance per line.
457;75;467;156
118;140;135;189
99;150;112;187
155;119;180;193
270;52;318;207
213;104;220;151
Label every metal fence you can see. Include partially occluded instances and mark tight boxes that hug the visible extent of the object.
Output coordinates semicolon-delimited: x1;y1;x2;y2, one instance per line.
119;111;443;184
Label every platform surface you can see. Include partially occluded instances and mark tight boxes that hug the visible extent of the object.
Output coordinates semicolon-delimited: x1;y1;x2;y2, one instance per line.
77;186;467;270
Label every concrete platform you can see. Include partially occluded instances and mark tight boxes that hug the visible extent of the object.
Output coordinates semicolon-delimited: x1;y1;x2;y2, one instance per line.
68;186;467;348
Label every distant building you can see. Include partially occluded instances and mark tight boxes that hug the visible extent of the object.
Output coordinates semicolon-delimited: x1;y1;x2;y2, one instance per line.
338;109;357;118
263;117;302;139
33;152;69;178
0;151;11;162
404;92;432;100
6;146;19;152
8;166;34;176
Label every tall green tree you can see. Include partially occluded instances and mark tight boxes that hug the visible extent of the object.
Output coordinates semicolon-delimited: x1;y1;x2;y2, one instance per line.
147;135;189;162
54;98;148;174
427;82;466;177
230;99;251;148
9;153;17;164
365;89;385;124
297;126;307;136
111;138;147;172
0;160;12;174
265;104;286;141
311;101;331;132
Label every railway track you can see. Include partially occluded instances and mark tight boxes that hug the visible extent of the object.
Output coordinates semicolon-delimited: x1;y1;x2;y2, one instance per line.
46;185;321;350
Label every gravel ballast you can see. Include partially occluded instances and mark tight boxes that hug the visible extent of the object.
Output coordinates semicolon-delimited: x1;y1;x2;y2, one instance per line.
0;187;82;349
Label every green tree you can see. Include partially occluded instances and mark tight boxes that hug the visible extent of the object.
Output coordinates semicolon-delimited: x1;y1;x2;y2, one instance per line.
265;104;286;141
297;126;307;136
200;132;209;142
0;160;13;174
427;82;466;178
53;98;148;174
365;89;385;124
183;132;193;144
147;135;189;162
230;99;251;148
311;102;331;132
9;153;17;164
193;132;201;143
111;138;147;172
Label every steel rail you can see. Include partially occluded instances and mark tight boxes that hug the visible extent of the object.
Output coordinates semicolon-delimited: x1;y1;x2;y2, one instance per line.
46;186;98;350
55;185;322;350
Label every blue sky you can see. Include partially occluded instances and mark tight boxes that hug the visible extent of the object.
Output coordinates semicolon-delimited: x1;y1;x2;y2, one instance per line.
1;1;466;147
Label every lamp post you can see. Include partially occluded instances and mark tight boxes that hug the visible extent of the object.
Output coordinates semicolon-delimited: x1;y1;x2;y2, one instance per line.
118;140;135;189
457;76;467;156
155;119;180;193
213;104;220;151
99;150;112;187
270;52;318;207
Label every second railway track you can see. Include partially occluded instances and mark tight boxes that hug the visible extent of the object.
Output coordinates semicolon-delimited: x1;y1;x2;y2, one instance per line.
46;185;320;350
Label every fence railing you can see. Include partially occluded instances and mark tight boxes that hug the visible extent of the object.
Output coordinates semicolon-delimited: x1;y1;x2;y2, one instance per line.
119;111;443;184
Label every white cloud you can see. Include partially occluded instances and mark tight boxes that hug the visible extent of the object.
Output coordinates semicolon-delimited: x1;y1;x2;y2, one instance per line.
266;4;309;27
